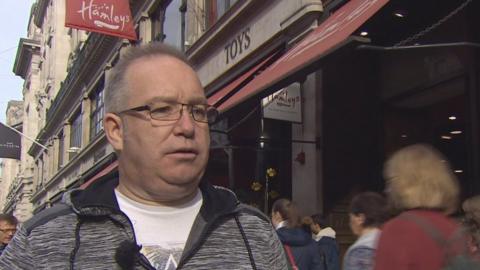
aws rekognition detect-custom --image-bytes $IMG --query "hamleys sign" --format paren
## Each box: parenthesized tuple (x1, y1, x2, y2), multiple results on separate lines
(65, 0, 137, 40)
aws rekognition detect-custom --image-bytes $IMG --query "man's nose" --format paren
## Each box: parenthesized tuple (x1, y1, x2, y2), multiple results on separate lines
(173, 106, 195, 137)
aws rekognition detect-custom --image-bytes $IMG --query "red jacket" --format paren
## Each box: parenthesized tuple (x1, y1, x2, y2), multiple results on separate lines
(374, 209, 460, 270)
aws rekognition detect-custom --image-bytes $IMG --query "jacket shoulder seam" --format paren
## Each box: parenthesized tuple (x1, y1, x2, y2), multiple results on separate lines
(236, 204, 270, 223)
(23, 203, 73, 235)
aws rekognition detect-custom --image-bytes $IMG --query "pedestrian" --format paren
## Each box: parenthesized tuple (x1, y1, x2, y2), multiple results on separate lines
(462, 195, 480, 255)
(0, 214, 17, 255)
(272, 198, 324, 270)
(308, 213, 340, 270)
(374, 144, 463, 270)
(343, 192, 387, 270)
(0, 43, 288, 269)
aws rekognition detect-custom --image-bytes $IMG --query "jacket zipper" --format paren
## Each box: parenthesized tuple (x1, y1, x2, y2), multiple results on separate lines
(176, 212, 238, 269)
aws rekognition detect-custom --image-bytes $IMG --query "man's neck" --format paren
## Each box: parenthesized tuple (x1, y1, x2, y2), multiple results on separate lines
(116, 183, 199, 207)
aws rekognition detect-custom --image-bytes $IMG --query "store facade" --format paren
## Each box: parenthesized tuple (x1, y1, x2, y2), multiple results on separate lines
(191, 0, 480, 252)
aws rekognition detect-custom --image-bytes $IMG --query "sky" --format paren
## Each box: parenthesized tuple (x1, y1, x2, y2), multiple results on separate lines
(0, 1, 36, 123)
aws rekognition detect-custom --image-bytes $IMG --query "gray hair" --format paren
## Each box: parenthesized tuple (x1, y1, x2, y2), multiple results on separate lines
(104, 43, 193, 113)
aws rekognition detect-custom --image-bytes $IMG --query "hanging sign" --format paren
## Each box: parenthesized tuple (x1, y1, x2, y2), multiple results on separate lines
(65, 0, 137, 40)
(262, 82, 302, 123)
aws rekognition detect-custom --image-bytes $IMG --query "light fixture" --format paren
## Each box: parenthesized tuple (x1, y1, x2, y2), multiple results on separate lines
(450, 130, 462, 135)
(454, 170, 463, 173)
(360, 31, 369, 37)
(449, 116, 456, 120)
(67, 147, 81, 153)
(401, 134, 408, 138)
(441, 135, 452, 140)
(393, 10, 407, 18)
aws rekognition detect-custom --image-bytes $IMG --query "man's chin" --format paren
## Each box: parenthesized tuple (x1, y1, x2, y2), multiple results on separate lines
(147, 182, 199, 205)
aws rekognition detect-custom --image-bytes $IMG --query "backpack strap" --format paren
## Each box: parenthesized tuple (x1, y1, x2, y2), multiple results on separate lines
(400, 212, 469, 255)
(284, 245, 298, 270)
(400, 212, 448, 246)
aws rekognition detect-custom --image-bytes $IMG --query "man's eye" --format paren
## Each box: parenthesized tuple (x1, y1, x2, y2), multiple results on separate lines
(151, 105, 174, 115)
(192, 106, 207, 116)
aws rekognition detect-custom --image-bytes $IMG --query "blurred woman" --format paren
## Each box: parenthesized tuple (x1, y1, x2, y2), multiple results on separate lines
(462, 195, 480, 255)
(343, 192, 388, 270)
(271, 198, 324, 270)
(374, 144, 461, 270)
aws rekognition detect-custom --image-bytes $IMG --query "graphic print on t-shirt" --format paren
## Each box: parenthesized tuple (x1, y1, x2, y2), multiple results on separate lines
(141, 242, 183, 270)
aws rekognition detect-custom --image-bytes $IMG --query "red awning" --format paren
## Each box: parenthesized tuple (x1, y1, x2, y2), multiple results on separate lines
(80, 160, 118, 189)
(207, 53, 278, 107)
(218, 0, 389, 112)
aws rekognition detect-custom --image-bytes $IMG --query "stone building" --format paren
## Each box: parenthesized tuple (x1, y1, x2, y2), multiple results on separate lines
(5, 0, 480, 254)
(0, 101, 24, 219)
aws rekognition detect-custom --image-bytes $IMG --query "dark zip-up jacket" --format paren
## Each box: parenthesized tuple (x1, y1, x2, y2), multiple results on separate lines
(0, 172, 288, 269)
(277, 227, 324, 270)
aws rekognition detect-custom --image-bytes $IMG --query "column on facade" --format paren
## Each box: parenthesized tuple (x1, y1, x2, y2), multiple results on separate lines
(291, 71, 322, 215)
(81, 92, 92, 146)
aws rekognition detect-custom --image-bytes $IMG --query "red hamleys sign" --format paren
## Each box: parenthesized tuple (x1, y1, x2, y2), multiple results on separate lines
(65, 0, 137, 40)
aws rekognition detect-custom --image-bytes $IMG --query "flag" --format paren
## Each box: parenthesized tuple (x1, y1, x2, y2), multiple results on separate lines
(0, 123, 21, 160)
(65, 0, 137, 40)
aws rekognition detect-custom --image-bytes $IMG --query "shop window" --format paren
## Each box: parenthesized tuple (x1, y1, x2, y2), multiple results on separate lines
(210, 103, 292, 214)
(205, 0, 238, 28)
(69, 111, 82, 159)
(383, 78, 470, 195)
(90, 77, 105, 140)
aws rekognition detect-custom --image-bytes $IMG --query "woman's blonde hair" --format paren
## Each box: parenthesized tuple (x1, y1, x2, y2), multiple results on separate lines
(383, 144, 459, 213)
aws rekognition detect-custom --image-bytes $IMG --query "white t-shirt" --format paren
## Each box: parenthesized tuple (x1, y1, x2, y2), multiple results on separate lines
(115, 189, 202, 270)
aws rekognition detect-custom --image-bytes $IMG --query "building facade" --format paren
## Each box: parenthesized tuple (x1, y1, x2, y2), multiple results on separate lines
(4, 0, 480, 254)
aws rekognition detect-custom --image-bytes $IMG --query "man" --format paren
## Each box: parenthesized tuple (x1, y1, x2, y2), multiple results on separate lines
(0, 214, 17, 255)
(308, 214, 340, 270)
(0, 43, 287, 269)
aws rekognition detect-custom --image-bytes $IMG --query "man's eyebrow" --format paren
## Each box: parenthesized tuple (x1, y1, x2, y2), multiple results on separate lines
(147, 96, 208, 104)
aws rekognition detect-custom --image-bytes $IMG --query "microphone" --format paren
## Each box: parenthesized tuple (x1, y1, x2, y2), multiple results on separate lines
(115, 240, 141, 270)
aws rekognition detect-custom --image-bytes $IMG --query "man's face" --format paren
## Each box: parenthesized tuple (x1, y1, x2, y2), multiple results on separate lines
(110, 55, 210, 204)
(310, 223, 321, 234)
(0, 221, 17, 245)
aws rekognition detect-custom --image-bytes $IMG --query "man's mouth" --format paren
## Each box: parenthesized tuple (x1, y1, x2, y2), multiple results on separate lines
(168, 148, 198, 159)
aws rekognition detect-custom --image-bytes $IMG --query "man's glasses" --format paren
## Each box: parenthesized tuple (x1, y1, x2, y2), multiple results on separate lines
(0, 228, 16, 234)
(117, 102, 219, 124)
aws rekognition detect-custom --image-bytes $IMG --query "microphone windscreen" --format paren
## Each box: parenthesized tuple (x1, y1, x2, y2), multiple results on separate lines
(115, 240, 140, 270)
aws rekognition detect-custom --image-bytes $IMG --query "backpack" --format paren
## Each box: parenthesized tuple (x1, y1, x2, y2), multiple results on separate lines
(401, 213, 480, 270)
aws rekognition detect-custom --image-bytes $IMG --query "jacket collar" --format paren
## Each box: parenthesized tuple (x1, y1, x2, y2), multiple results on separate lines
(67, 169, 240, 219)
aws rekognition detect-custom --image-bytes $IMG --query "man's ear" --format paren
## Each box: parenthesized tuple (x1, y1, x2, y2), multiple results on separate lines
(104, 113, 124, 152)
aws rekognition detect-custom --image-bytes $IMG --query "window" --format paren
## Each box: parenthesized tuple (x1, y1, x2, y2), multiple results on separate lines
(205, 0, 238, 28)
(90, 77, 105, 139)
(69, 111, 82, 159)
(151, 6, 164, 42)
(163, 0, 184, 49)
(58, 131, 64, 170)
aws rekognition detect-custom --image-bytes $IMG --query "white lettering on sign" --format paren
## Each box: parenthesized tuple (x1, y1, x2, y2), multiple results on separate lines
(77, 0, 131, 31)
(0, 142, 20, 148)
(262, 83, 302, 123)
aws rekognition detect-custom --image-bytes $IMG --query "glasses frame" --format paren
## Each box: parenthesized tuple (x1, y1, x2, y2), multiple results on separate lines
(116, 103, 219, 124)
